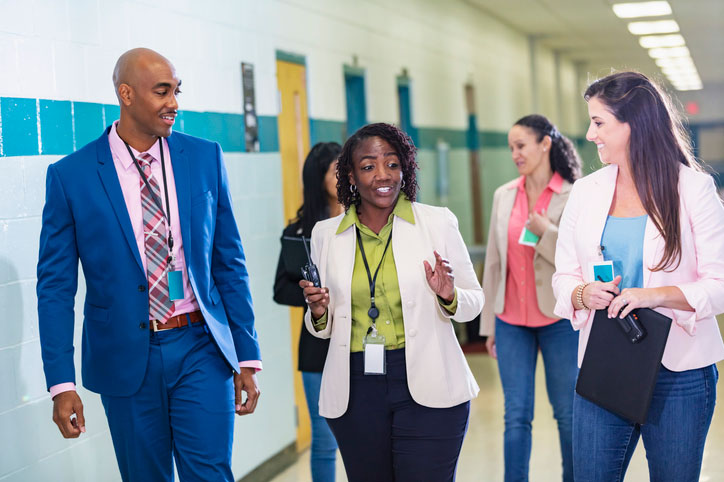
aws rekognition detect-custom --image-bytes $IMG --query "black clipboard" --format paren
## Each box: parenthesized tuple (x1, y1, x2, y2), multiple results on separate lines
(576, 308, 672, 424)
(280, 236, 310, 277)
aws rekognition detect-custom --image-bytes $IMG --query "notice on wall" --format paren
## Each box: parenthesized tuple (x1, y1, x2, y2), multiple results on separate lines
(242, 62, 259, 152)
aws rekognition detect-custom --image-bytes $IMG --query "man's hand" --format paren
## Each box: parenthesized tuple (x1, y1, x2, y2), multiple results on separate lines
(234, 367, 260, 416)
(53, 391, 85, 438)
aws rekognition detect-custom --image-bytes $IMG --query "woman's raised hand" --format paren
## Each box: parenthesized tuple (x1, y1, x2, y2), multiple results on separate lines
(424, 250, 455, 303)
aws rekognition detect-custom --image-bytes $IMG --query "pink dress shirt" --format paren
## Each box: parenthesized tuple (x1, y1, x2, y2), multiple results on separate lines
(50, 122, 260, 398)
(498, 172, 563, 328)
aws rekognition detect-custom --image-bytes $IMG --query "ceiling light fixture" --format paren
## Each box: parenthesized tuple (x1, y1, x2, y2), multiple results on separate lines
(613, 1, 672, 19)
(639, 34, 685, 48)
(648, 46, 690, 59)
(627, 19, 680, 35)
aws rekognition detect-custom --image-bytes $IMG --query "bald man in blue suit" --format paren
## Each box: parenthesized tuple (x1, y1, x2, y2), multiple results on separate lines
(37, 48, 261, 481)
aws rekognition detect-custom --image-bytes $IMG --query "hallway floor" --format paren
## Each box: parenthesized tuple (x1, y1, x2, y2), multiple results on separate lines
(271, 352, 724, 481)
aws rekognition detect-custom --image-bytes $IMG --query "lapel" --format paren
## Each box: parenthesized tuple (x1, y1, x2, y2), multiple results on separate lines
(95, 128, 144, 272)
(642, 207, 662, 288)
(497, 185, 517, 271)
(547, 181, 572, 221)
(589, 165, 619, 260)
(167, 134, 192, 258)
(390, 207, 425, 304)
(331, 221, 356, 311)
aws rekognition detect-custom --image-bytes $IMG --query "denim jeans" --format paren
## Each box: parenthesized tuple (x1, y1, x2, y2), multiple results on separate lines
(573, 364, 718, 482)
(495, 317, 578, 482)
(301, 371, 338, 482)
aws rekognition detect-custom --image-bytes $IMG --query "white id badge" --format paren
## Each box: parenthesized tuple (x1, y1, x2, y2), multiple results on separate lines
(363, 331, 386, 375)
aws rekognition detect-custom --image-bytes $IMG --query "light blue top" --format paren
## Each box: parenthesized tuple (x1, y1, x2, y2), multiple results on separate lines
(601, 215, 648, 290)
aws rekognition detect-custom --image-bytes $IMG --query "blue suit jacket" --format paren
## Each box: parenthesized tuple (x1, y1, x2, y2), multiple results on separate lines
(37, 127, 261, 397)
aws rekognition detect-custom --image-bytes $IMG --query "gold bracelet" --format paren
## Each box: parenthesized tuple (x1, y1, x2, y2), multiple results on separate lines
(576, 283, 591, 310)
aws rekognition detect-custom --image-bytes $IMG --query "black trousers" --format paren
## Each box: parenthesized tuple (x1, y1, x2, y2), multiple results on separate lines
(326, 349, 470, 482)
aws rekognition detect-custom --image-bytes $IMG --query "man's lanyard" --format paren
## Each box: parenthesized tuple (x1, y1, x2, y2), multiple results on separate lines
(355, 225, 393, 333)
(124, 138, 174, 264)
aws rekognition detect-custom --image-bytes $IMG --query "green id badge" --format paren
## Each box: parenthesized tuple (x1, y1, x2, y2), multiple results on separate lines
(167, 270, 184, 301)
(363, 330, 386, 375)
(518, 226, 540, 247)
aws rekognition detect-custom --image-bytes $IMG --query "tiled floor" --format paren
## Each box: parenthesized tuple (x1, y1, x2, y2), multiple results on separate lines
(272, 353, 724, 481)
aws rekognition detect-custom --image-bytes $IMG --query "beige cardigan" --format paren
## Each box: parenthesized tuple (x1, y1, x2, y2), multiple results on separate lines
(479, 177, 572, 336)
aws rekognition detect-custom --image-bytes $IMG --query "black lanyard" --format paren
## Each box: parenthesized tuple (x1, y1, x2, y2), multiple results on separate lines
(125, 138, 175, 260)
(355, 225, 393, 329)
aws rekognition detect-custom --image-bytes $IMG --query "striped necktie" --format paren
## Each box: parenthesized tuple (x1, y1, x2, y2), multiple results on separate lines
(138, 153, 174, 323)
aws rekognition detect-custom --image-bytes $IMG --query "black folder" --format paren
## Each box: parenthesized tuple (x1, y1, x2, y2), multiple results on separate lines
(576, 308, 672, 424)
(280, 236, 310, 276)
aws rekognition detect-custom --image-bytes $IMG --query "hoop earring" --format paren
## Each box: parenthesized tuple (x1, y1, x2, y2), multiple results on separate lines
(401, 178, 406, 189)
(349, 184, 357, 194)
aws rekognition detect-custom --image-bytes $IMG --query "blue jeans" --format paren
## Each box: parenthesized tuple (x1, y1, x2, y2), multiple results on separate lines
(495, 317, 578, 482)
(573, 364, 718, 482)
(302, 371, 338, 482)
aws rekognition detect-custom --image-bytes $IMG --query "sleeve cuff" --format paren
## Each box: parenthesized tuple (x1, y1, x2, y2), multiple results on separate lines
(49, 382, 76, 399)
(438, 289, 458, 315)
(239, 360, 263, 372)
(312, 311, 328, 331)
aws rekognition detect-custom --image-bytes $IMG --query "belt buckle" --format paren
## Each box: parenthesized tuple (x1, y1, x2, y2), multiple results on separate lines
(152, 319, 160, 332)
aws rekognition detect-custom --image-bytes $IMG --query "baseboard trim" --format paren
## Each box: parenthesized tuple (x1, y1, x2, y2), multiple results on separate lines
(238, 442, 298, 482)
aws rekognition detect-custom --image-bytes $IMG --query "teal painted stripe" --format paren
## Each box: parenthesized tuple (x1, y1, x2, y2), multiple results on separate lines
(479, 131, 508, 149)
(310, 119, 346, 145)
(0, 96, 516, 157)
(39, 100, 73, 154)
(258, 115, 279, 152)
(0, 97, 266, 156)
(417, 127, 467, 149)
(1, 97, 39, 156)
(276, 50, 306, 65)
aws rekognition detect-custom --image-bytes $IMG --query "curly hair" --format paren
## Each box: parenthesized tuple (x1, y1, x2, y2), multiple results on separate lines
(513, 114, 582, 183)
(337, 123, 419, 210)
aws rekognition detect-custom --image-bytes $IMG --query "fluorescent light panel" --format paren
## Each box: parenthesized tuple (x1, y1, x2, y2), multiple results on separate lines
(613, 1, 672, 19)
(639, 34, 685, 48)
(662, 66, 698, 76)
(648, 46, 690, 59)
(656, 57, 695, 68)
(628, 19, 680, 35)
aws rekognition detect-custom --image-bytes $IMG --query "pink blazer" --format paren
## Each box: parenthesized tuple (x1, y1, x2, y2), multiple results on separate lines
(552, 164, 724, 371)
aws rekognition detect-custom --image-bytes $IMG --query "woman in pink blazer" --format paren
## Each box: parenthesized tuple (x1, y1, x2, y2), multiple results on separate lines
(553, 71, 724, 481)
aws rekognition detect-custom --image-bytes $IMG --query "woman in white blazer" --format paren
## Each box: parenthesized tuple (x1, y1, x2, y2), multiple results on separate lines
(300, 123, 483, 482)
(553, 71, 724, 481)
(481, 114, 582, 482)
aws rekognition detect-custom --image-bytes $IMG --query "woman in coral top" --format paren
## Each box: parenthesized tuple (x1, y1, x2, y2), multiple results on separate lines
(481, 114, 582, 482)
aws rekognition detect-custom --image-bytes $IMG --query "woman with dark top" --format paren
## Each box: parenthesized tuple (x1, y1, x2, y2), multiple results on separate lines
(274, 142, 342, 482)
(300, 123, 483, 482)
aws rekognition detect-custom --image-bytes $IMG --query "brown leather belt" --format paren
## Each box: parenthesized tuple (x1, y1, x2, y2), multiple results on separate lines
(151, 310, 204, 332)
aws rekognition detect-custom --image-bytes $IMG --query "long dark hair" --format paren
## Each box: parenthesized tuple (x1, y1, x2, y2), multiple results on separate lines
(296, 142, 342, 237)
(584, 71, 700, 271)
(514, 114, 582, 183)
(337, 123, 419, 210)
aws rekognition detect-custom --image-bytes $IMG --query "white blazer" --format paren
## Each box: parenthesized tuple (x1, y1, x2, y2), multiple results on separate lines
(552, 164, 724, 371)
(305, 202, 483, 418)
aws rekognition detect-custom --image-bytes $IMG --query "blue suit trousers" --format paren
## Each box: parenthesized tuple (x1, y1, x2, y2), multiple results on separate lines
(101, 321, 235, 482)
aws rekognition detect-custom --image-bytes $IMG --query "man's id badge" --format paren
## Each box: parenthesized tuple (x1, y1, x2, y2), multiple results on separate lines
(363, 330, 386, 375)
(518, 226, 540, 247)
(167, 270, 184, 300)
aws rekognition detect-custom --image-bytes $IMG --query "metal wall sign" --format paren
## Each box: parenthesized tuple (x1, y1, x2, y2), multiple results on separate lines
(242, 62, 259, 152)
